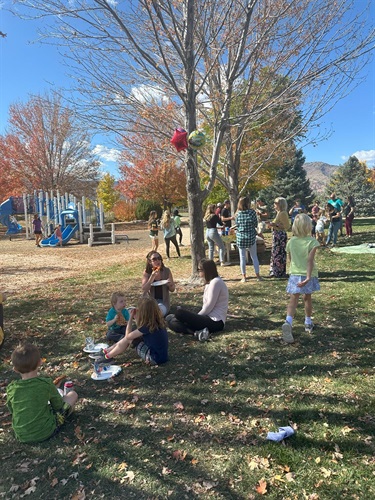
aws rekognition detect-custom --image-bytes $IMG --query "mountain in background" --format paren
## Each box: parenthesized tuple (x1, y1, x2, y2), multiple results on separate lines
(303, 161, 339, 194)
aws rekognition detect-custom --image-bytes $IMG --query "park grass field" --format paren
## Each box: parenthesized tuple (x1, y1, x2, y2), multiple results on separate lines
(0, 219, 374, 499)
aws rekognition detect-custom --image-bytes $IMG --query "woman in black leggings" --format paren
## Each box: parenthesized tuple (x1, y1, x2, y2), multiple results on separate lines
(166, 259, 228, 341)
(161, 210, 180, 259)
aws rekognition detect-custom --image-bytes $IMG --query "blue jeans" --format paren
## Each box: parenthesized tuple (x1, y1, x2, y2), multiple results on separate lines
(326, 221, 340, 244)
(206, 228, 225, 262)
(238, 243, 259, 276)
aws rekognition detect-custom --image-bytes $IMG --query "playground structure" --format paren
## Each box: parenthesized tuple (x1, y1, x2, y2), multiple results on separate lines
(0, 191, 128, 247)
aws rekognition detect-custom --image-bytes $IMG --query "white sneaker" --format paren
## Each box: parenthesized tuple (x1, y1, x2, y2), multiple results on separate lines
(194, 327, 210, 342)
(220, 262, 231, 266)
(305, 322, 314, 333)
(282, 322, 294, 343)
(241, 277, 246, 283)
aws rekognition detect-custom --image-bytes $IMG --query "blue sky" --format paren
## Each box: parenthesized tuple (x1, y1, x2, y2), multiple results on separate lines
(1, 5, 374, 178)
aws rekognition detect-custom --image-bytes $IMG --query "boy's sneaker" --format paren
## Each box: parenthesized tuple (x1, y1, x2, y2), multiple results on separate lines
(94, 355, 113, 364)
(194, 327, 210, 342)
(305, 322, 314, 333)
(282, 322, 294, 343)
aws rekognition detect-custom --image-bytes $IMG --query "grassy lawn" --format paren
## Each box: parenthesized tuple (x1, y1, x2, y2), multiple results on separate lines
(1, 220, 374, 499)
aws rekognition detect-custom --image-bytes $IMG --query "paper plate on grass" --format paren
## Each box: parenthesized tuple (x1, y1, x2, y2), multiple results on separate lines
(91, 365, 122, 380)
(151, 279, 169, 287)
(83, 343, 109, 354)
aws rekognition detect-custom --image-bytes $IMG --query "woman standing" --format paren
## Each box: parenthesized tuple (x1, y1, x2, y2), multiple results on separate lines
(235, 197, 262, 282)
(161, 210, 181, 259)
(344, 196, 355, 237)
(173, 209, 183, 246)
(142, 251, 175, 316)
(204, 204, 227, 266)
(325, 202, 341, 246)
(267, 197, 290, 278)
(148, 211, 159, 252)
(166, 259, 228, 341)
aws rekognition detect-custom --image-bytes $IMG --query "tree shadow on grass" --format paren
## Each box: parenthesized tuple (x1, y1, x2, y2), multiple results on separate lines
(319, 270, 375, 282)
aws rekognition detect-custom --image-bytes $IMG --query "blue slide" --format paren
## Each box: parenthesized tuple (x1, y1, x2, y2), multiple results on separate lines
(0, 198, 23, 235)
(40, 224, 79, 247)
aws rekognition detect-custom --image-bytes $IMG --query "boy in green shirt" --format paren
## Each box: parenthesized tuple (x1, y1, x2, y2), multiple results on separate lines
(6, 343, 78, 443)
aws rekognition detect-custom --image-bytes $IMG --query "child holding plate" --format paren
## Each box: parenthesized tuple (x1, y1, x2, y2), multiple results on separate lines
(106, 291, 130, 342)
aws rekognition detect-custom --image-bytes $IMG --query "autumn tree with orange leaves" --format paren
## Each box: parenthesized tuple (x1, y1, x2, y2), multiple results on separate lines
(0, 139, 19, 202)
(118, 132, 187, 210)
(0, 93, 101, 199)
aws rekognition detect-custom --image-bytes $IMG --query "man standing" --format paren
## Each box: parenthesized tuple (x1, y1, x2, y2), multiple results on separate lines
(221, 200, 234, 231)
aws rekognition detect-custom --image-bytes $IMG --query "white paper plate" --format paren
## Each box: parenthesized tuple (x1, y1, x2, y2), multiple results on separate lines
(91, 364, 122, 380)
(83, 342, 109, 354)
(151, 279, 169, 287)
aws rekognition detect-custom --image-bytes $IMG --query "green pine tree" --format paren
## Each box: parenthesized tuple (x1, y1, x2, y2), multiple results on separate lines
(325, 156, 375, 216)
(257, 148, 313, 215)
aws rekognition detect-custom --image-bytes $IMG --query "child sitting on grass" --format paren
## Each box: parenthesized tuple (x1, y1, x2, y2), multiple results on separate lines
(106, 291, 130, 342)
(97, 297, 168, 366)
(6, 343, 78, 443)
(282, 214, 321, 344)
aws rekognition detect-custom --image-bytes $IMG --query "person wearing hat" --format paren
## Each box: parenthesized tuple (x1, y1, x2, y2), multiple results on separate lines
(221, 200, 234, 229)
(215, 203, 222, 216)
(173, 209, 183, 246)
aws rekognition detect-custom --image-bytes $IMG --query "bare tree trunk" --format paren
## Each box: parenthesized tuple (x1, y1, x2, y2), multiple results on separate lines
(183, 0, 205, 275)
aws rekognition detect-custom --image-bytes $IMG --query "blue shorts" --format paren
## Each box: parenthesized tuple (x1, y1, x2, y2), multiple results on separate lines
(286, 275, 320, 295)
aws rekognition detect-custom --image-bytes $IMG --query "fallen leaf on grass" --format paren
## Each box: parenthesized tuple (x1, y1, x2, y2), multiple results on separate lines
(47, 466, 56, 477)
(285, 472, 295, 482)
(51, 478, 58, 487)
(162, 466, 172, 475)
(173, 402, 184, 411)
(74, 425, 85, 441)
(117, 462, 128, 472)
(172, 449, 187, 461)
(202, 481, 217, 490)
(131, 439, 143, 447)
(341, 425, 355, 435)
(71, 487, 86, 500)
(120, 471, 135, 483)
(72, 452, 87, 466)
(21, 485, 36, 496)
(255, 479, 268, 495)
(320, 467, 332, 478)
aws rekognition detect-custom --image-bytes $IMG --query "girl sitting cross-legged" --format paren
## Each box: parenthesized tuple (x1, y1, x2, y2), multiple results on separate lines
(95, 297, 168, 366)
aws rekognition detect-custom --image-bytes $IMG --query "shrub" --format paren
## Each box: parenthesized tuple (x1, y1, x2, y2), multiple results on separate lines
(135, 199, 162, 220)
(113, 200, 137, 221)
